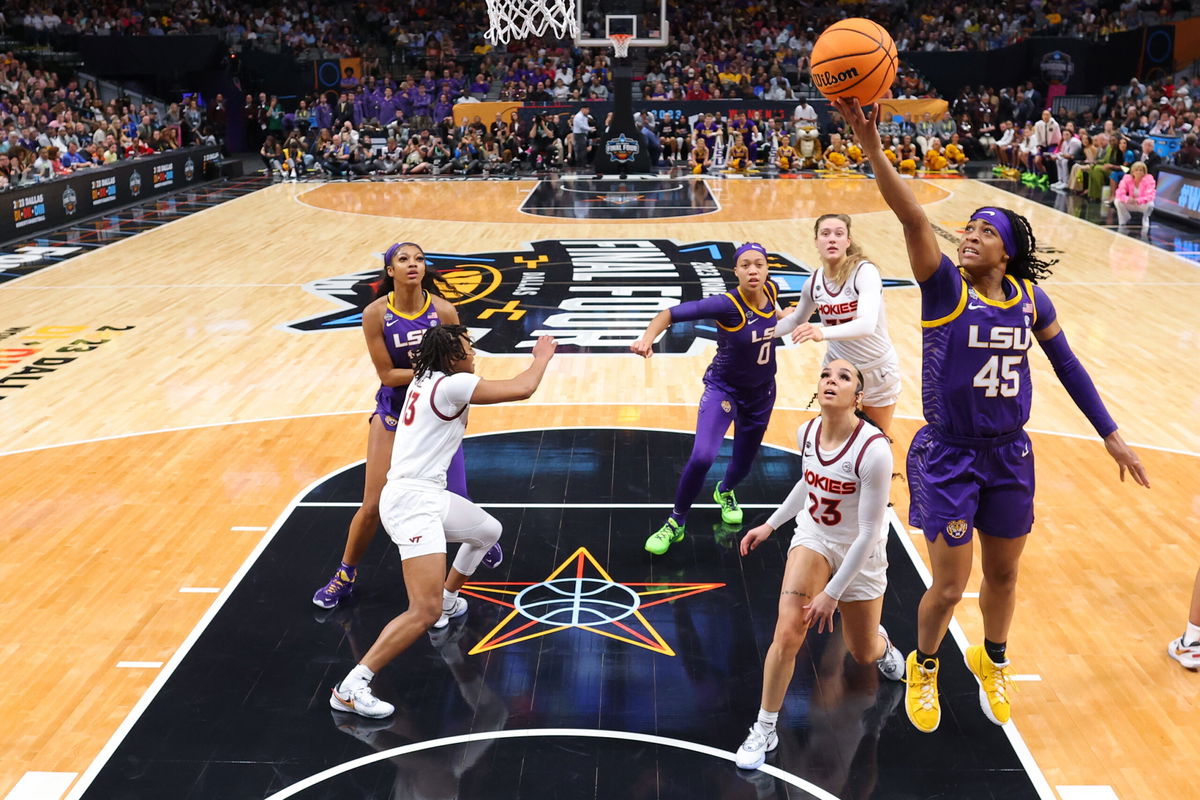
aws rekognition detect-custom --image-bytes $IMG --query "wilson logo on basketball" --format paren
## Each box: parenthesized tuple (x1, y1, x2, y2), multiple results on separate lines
(284, 240, 914, 354)
(812, 67, 859, 88)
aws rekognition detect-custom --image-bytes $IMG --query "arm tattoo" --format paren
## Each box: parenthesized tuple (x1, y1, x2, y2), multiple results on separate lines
(781, 590, 810, 598)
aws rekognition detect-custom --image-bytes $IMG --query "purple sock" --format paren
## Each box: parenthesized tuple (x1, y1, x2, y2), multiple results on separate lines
(671, 386, 735, 522)
(720, 422, 767, 493)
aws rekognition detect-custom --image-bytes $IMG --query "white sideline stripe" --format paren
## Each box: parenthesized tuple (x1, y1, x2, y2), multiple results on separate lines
(296, 501, 774, 509)
(888, 507, 1058, 800)
(1055, 786, 1120, 800)
(1012, 674, 1043, 681)
(260, 728, 843, 800)
(3, 772, 77, 800)
(115, 662, 163, 669)
(962, 591, 980, 598)
(231, 526, 267, 531)
(179, 587, 221, 594)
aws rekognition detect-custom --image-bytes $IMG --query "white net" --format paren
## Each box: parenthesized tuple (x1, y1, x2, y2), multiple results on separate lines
(484, 0, 578, 45)
(608, 33, 631, 58)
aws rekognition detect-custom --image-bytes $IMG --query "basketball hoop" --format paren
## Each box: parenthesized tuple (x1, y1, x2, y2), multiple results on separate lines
(484, 0, 578, 45)
(608, 33, 633, 58)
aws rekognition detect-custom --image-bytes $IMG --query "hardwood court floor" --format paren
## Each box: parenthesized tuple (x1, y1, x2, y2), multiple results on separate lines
(0, 176, 1197, 799)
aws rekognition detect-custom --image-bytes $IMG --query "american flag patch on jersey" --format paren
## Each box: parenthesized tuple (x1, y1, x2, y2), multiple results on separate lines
(1022, 302, 1034, 314)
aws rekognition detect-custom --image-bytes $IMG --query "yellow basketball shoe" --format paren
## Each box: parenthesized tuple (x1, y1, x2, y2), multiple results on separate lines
(904, 651, 941, 733)
(965, 645, 1013, 725)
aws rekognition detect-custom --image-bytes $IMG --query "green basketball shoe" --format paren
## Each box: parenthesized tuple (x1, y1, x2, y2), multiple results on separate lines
(714, 483, 743, 525)
(645, 518, 685, 555)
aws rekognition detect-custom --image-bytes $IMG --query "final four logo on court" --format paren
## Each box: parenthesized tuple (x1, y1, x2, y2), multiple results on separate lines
(283, 239, 915, 354)
(605, 134, 640, 163)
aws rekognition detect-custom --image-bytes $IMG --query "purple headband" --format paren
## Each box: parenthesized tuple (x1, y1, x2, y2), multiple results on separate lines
(734, 242, 768, 262)
(969, 208, 1017, 258)
(383, 241, 423, 266)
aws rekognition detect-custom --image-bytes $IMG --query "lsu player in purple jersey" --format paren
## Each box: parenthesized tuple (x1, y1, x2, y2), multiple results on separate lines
(312, 242, 500, 609)
(733, 359, 905, 770)
(837, 97, 1150, 733)
(631, 242, 784, 555)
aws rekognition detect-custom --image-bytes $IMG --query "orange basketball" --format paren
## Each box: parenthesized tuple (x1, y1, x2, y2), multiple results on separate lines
(810, 18, 898, 105)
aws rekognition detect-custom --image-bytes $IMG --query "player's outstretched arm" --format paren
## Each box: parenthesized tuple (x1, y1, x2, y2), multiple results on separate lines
(630, 309, 672, 358)
(1034, 320, 1150, 488)
(834, 97, 942, 283)
(469, 336, 558, 405)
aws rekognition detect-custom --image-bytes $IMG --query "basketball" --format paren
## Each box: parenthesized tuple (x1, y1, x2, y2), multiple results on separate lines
(810, 18, 898, 105)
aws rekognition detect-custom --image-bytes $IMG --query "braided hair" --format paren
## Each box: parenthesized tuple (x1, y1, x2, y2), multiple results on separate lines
(973, 206, 1057, 283)
(412, 324, 470, 380)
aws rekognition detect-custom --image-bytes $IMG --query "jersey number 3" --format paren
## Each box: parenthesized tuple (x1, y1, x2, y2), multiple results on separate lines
(973, 355, 1021, 398)
(402, 391, 421, 426)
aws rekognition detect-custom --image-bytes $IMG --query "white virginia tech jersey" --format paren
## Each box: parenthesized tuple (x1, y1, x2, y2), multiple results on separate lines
(792, 417, 891, 545)
(806, 262, 894, 368)
(386, 370, 481, 489)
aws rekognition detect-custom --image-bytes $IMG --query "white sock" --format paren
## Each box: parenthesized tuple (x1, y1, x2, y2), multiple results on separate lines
(339, 663, 374, 693)
(1185, 621, 1200, 646)
(756, 708, 779, 733)
(442, 588, 459, 610)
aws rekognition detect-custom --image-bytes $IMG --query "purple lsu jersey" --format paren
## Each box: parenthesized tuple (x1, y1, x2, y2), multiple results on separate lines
(669, 282, 780, 391)
(919, 255, 1056, 437)
(374, 291, 442, 427)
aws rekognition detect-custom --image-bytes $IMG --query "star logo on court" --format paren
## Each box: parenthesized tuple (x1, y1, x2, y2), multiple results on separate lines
(461, 547, 724, 656)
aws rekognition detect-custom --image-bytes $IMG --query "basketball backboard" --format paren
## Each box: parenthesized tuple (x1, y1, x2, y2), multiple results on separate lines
(574, 0, 668, 49)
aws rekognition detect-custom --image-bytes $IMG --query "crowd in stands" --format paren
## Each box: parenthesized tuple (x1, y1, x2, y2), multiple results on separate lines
(0, 51, 226, 190)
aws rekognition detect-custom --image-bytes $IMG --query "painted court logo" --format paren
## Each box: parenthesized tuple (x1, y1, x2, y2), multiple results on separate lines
(605, 133, 640, 163)
(283, 239, 915, 354)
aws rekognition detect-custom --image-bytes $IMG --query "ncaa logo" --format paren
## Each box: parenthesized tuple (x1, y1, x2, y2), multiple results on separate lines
(841, 461, 853, 474)
(184, 158, 195, 181)
(129, 171, 143, 197)
(946, 519, 969, 539)
(720, 400, 732, 413)
(62, 186, 78, 216)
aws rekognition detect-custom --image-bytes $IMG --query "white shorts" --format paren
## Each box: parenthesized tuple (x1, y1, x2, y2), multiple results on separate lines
(788, 528, 889, 603)
(861, 358, 901, 407)
(379, 483, 498, 561)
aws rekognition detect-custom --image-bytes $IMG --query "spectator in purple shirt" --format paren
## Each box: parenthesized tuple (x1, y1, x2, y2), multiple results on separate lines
(315, 96, 333, 131)
(470, 74, 490, 96)
(379, 88, 398, 125)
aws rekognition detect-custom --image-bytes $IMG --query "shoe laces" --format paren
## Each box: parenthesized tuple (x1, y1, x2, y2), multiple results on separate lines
(718, 491, 738, 512)
(323, 573, 351, 595)
(907, 663, 938, 711)
(742, 725, 772, 750)
(982, 661, 1014, 704)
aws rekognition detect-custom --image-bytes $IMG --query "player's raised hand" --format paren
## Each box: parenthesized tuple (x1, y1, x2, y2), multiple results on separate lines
(532, 335, 557, 361)
(833, 97, 882, 153)
(1103, 431, 1150, 488)
(739, 523, 774, 556)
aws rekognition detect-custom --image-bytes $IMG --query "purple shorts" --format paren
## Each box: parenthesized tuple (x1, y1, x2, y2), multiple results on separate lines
(907, 425, 1035, 546)
(700, 378, 776, 431)
(372, 385, 404, 432)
